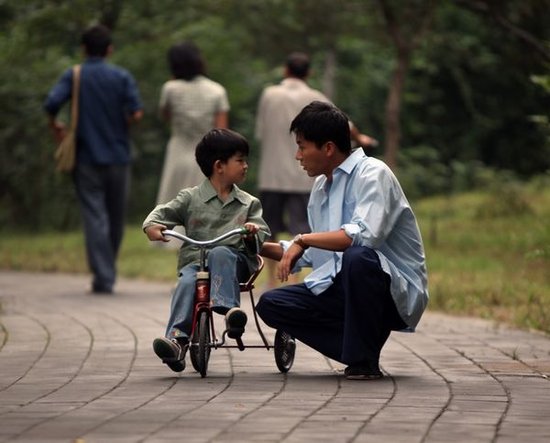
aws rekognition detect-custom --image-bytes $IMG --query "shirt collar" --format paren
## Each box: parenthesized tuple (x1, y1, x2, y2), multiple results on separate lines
(198, 179, 246, 205)
(85, 56, 105, 64)
(335, 148, 366, 176)
(281, 78, 307, 88)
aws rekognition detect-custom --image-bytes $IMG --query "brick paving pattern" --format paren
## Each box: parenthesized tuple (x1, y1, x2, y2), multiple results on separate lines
(1, 271, 549, 443)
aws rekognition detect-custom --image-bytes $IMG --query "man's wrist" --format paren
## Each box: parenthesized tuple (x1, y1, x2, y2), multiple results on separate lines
(293, 233, 309, 250)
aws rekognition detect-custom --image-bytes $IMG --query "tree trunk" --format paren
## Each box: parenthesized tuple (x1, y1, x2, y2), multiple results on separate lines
(377, 0, 436, 170)
(322, 49, 337, 100)
(384, 50, 409, 170)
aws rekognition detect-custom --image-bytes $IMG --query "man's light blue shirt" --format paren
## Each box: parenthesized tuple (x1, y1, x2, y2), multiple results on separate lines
(284, 149, 429, 329)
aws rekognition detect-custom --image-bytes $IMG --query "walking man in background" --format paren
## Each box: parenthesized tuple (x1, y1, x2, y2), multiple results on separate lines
(44, 24, 144, 294)
(255, 52, 376, 287)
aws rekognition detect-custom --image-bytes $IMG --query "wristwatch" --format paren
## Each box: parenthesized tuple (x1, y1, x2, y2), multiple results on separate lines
(293, 233, 309, 249)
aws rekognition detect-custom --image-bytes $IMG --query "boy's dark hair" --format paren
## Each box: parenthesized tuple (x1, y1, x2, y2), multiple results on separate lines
(168, 41, 205, 80)
(290, 101, 351, 154)
(285, 52, 310, 79)
(195, 129, 249, 177)
(81, 24, 112, 57)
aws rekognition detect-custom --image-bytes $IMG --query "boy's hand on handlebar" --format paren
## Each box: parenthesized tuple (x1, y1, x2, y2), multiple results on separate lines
(243, 223, 259, 239)
(145, 224, 170, 242)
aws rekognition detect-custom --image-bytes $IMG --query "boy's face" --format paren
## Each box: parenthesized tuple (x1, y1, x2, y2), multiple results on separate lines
(221, 152, 248, 184)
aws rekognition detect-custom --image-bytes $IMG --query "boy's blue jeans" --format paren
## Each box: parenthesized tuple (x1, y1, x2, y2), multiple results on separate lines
(165, 246, 250, 341)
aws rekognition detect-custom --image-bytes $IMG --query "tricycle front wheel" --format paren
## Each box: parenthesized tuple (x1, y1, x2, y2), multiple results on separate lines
(190, 311, 211, 377)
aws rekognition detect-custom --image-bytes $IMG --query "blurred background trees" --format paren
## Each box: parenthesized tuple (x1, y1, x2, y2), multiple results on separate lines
(1, 0, 548, 230)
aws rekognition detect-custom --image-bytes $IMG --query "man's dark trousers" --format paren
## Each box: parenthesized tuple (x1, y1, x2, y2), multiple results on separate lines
(74, 163, 129, 292)
(257, 246, 406, 366)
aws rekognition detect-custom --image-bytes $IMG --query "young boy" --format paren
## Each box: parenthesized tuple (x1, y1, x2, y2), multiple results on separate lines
(143, 128, 270, 372)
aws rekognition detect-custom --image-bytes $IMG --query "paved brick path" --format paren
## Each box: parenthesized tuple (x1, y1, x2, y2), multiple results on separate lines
(1, 271, 549, 443)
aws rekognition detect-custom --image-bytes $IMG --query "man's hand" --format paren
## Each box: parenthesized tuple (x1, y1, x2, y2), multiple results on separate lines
(144, 224, 169, 242)
(356, 133, 379, 148)
(128, 109, 144, 124)
(49, 119, 67, 143)
(277, 242, 305, 282)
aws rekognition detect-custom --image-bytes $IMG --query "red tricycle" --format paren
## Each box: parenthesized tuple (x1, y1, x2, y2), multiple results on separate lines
(163, 228, 296, 378)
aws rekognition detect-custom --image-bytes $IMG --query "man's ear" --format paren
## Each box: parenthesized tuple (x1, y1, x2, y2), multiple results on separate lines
(324, 141, 337, 157)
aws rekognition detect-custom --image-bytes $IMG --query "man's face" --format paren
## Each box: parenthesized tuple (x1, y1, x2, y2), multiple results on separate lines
(295, 133, 328, 177)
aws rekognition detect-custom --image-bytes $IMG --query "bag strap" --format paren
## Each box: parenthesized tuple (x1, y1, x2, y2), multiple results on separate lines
(69, 64, 81, 130)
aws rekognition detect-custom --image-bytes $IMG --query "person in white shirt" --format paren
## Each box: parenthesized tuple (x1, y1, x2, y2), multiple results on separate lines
(157, 41, 230, 206)
(255, 52, 376, 286)
(258, 101, 428, 380)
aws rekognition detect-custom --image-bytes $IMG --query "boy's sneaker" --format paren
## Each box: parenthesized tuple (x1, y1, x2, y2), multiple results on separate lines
(225, 307, 247, 339)
(153, 337, 188, 372)
(344, 363, 383, 380)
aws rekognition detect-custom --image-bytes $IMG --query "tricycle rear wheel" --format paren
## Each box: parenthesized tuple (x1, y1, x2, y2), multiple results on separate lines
(274, 329, 295, 373)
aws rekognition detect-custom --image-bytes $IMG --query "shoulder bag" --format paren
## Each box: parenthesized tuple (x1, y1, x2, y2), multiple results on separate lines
(54, 64, 81, 173)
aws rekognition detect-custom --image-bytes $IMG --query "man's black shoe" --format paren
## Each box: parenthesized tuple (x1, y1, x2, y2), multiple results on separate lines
(344, 364, 383, 380)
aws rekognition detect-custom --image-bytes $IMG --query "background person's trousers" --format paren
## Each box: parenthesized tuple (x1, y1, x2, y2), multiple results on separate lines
(256, 246, 406, 366)
(73, 163, 130, 292)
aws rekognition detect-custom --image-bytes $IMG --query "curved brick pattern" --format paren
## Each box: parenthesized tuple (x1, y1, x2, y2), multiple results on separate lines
(0, 271, 549, 443)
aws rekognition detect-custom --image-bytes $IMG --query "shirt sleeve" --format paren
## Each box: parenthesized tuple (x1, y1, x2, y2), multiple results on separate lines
(341, 166, 403, 248)
(247, 198, 271, 245)
(44, 68, 73, 116)
(217, 87, 230, 113)
(123, 71, 143, 113)
(142, 189, 191, 230)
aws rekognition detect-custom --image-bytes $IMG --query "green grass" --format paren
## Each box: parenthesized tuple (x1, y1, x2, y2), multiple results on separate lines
(0, 227, 180, 282)
(414, 185, 550, 333)
(1, 185, 549, 333)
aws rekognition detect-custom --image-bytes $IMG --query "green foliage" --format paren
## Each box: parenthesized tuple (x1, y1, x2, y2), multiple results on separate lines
(475, 175, 534, 219)
(0, 0, 549, 230)
(402, 1, 550, 176)
(394, 145, 531, 200)
(396, 145, 451, 199)
(0, 225, 177, 281)
(530, 73, 550, 145)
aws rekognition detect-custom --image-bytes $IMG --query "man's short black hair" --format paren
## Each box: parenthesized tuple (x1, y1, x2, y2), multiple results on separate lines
(285, 52, 310, 79)
(81, 24, 112, 57)
(168, 41, 205, 81)
(195, 128, 249, 177)
(290, 101, 351, 154)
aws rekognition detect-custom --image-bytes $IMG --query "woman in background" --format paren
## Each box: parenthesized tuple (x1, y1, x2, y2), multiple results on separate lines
(156, 41, 230, 205)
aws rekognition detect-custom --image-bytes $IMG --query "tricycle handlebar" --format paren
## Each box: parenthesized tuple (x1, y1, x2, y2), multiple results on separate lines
(162, 227, 248, 247)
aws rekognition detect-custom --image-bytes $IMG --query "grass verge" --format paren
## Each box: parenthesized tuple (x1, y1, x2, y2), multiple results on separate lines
(414, 184, 549, 333)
